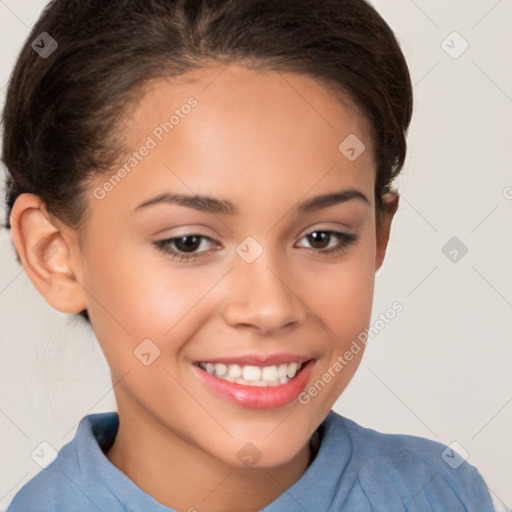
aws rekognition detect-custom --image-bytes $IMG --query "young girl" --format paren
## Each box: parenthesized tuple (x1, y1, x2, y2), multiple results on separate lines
(2, 0, 496, 510)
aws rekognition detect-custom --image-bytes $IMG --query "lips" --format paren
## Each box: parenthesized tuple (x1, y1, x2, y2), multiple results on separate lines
(193, 354, 315, 409)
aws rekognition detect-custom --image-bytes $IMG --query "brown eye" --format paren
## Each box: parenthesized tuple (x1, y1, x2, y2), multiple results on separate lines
(173, 235, 203, 253)
(296, 230, 358, 257)
(153, 234, 218, 262)
(306, 231, 331, 249)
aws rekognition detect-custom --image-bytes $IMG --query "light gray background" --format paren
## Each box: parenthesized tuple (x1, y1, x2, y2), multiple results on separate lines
(1, 1, 511, 510)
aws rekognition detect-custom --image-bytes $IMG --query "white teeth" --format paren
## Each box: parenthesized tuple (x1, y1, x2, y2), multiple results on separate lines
(287, 362, 298, 378)
(228, 364, 242, 379)
(261, 365, 278, 381)
(215, 363, 227, 376)
(198, 361, 305, 387)
(277, 364, 288, 379)
(242, 365, 261, 381)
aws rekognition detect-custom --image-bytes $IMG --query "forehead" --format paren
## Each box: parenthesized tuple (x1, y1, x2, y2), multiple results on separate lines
(126, 64, 374, 160)
(89, 64, 376, 220)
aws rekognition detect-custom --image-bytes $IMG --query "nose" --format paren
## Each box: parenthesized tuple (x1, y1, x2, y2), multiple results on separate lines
(222, 251, 307, 336)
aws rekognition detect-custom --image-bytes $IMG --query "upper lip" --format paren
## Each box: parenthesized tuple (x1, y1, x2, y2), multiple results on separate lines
(194, 353, 313, 367)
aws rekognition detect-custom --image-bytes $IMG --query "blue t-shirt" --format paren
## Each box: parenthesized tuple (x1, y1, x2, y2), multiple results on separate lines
(6, 410, 495, 511)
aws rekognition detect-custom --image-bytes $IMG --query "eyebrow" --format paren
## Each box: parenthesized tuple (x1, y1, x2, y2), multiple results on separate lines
(133, 188, 369, 215)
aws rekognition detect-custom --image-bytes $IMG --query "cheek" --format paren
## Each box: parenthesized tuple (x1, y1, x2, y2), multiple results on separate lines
(303, 244, 376, 343)
(81, 236, 224, 360)
(333, 265, 375, 339)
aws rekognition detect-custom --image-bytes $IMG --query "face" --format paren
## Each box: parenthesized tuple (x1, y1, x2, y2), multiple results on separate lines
(25, 64, 394, 469)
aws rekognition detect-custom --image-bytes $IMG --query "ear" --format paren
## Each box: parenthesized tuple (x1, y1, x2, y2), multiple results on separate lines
(375, 192, 399, 272)
(9, 193, 88, 314)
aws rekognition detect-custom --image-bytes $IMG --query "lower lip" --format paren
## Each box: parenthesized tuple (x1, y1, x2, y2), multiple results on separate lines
(193, 360, 315, 409)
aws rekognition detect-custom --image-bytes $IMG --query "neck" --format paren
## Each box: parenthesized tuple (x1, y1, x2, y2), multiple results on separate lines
(105, 399, 313, 512)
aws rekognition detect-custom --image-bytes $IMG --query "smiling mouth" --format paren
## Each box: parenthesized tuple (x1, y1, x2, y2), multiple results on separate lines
(196, 361, 307, 387)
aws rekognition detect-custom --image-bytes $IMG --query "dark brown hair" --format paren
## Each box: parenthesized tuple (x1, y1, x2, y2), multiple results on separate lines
(2, 0, 413, 323)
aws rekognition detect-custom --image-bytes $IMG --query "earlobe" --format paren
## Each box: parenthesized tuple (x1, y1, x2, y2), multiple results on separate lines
(9, 193, 87, 314)
(375, 192, 399, 272)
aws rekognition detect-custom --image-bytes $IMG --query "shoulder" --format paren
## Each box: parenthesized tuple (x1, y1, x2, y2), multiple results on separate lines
(323, 411, 495, 511)
(6, 412, 119, 512)
(6, 441, 86, 511)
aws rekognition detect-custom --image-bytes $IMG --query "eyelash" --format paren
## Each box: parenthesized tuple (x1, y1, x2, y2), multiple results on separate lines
(153, 230, 358, 263)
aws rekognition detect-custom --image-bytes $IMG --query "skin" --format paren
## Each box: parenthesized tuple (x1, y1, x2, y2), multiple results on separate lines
(10, 63, 397, 512)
